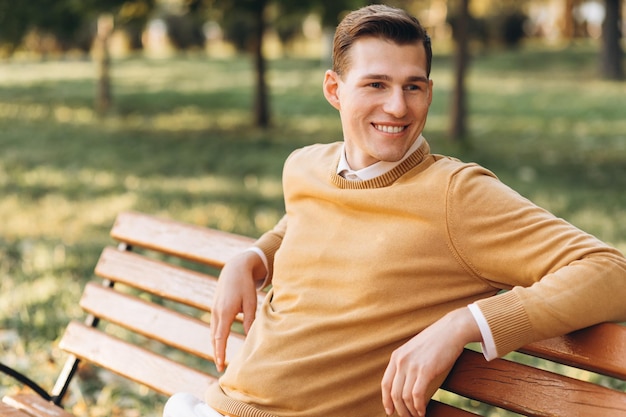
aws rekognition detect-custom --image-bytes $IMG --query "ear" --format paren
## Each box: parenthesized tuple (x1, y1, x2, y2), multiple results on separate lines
(427, 79, 434, 105)
(323, 70, 341, 111)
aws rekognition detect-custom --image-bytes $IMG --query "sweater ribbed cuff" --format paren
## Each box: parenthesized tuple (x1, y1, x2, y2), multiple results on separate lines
(474, 290, 534, 357)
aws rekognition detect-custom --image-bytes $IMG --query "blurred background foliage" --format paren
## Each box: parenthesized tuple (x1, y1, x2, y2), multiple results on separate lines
(0, 0, 624, 131)
(0, 0, 625, 416)
(0, 0, 621, 56)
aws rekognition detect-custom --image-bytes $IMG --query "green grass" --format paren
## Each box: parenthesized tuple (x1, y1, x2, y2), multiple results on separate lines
(0, 41, 625, 416)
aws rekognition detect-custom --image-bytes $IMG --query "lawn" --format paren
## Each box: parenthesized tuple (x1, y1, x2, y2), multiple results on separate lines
(0, 41, 625, 416)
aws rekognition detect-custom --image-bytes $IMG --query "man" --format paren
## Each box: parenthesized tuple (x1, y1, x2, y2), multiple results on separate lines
(164, 4, 626, 417)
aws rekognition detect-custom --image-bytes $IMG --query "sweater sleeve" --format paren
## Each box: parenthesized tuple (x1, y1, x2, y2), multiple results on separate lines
(446, 164, 626, 357)
(254, 214, 287, 288)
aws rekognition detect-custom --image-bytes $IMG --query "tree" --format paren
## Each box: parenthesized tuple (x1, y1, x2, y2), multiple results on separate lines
(0, 0, 85, 52)
(449, 0, 471, 142)
(251, 0, 270, 128)
(0, 0, 155, 114)
(562, 0, 578, 40)
(211, 0, 368, 129)
(0, 0, 153, 53)
(600, 0, 624, 80)
(94, 14, 114, 114)
(206, 0, 271, 128)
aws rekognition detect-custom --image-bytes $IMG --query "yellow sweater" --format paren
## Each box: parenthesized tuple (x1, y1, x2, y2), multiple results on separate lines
(206, 140, 626, 417)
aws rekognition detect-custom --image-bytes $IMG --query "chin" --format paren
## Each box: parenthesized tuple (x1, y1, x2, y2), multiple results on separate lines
(377, 150, 407, 163)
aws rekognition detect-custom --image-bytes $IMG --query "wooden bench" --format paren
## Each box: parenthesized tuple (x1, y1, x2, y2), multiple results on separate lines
(2, 211, 625, 417)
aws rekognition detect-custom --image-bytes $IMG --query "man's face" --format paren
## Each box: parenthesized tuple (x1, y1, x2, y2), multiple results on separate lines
(323, 37, 433, 170)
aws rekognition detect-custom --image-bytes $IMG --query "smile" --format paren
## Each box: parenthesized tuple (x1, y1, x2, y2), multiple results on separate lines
(373, 124, 407, 134)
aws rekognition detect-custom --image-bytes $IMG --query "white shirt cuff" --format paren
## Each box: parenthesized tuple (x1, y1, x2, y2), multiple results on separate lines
(244, 247, 269, 287)
(467, 303, 498, 361)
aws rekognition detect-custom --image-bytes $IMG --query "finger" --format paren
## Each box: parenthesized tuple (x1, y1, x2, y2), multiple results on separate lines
(214, 338, 226, 372)
(211, 308, 235, 373)
(210, 312, 223, 372)
(210, 311, 218, 360)
(383, 353, 415, 417)
(210, 302, 222, 368)
(242, 294, 257, 334)
(410, 373, 428, 417)
(213, 321, 229, 372)
(401, 372, 419, 417)
(381, 361, 396, 415)
(391, 370, 413, 417)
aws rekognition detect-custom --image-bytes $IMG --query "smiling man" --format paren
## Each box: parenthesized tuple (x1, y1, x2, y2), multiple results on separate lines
(163, 5, 626, 417)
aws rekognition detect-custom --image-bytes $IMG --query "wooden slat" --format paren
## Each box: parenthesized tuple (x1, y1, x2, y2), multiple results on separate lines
(96, 246, 216, 311)
(59, 322, 215, 399)
(442, 349, 626, 417)
(95, 247, 266, 317)
(79, 282, 245, 364)
(110, 211, 254, 267)
(0, 400, 36, 417)
(520, 322, 626, 380)
(0, 404, 30, 417)
(2, 394, 74, 417)
(426, 400, 479, 417)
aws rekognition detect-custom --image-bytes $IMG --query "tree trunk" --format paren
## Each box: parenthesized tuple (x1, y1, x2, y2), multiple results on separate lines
(449, 0, 470, 141)
(95, 14, 114, 115)
(252, 0, 270, 128)
(562, 0, 576, 39)
(600, 0, 624, 80)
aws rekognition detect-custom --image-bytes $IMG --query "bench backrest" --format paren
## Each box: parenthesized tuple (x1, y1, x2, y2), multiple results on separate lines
(55, 211, 260, 401)
(56, 211, 626, 416)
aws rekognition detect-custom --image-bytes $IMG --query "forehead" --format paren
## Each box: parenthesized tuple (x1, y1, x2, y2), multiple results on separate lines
(343, 37, 428, 79)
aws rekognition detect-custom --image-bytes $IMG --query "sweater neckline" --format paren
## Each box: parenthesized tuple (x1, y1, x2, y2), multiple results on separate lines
(330, 140, 431, 189)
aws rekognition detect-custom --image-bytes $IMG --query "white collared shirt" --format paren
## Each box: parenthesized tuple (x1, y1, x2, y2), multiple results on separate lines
(337, 135, 424, 180)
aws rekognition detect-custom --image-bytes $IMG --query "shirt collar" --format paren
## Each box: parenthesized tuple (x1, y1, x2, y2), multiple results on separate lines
(337, 135, 425, 181)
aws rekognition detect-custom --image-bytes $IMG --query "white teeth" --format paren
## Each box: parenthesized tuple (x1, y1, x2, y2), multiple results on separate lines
(374, 124, 405, 134)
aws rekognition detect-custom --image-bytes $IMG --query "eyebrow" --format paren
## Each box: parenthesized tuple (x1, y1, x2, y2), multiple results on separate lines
(362, 74, 430, 83)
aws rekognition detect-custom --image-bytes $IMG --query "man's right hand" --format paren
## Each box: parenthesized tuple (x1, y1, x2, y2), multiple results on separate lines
(210, 250, 266, 372)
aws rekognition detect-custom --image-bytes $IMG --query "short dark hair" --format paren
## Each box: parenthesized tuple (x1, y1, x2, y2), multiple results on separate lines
(332, 4, 432, 78)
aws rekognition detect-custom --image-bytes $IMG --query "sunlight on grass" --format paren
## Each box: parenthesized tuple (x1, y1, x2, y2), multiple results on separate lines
(1, 159, 283, 241)
(0, 102, 54, 121)
(0, 60, 95, 85)
(470, 114, 626, 147)
(0, 101, 254, 131)
(21, 166, 114, 189)
(112, 57, 254, 93)
(148, 108, 250, 131)
(54, 106, 95, 124)
(1, 273, 68, 319)
(0, 193, 136, 241)
(284, 114, 340, 136)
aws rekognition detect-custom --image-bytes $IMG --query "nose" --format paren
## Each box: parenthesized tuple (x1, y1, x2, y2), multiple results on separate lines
(382, 88, 408, 118)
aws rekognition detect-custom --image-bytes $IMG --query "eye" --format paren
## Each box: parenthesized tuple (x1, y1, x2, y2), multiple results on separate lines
(404, 84, 421, 91)
(369, 82, 384, 89)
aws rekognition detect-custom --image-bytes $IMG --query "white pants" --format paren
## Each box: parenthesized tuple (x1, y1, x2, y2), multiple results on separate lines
(163, 392, 225, 417)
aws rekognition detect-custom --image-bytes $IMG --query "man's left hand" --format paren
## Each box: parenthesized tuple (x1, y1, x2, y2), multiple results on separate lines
(381, 307, 482, 416)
